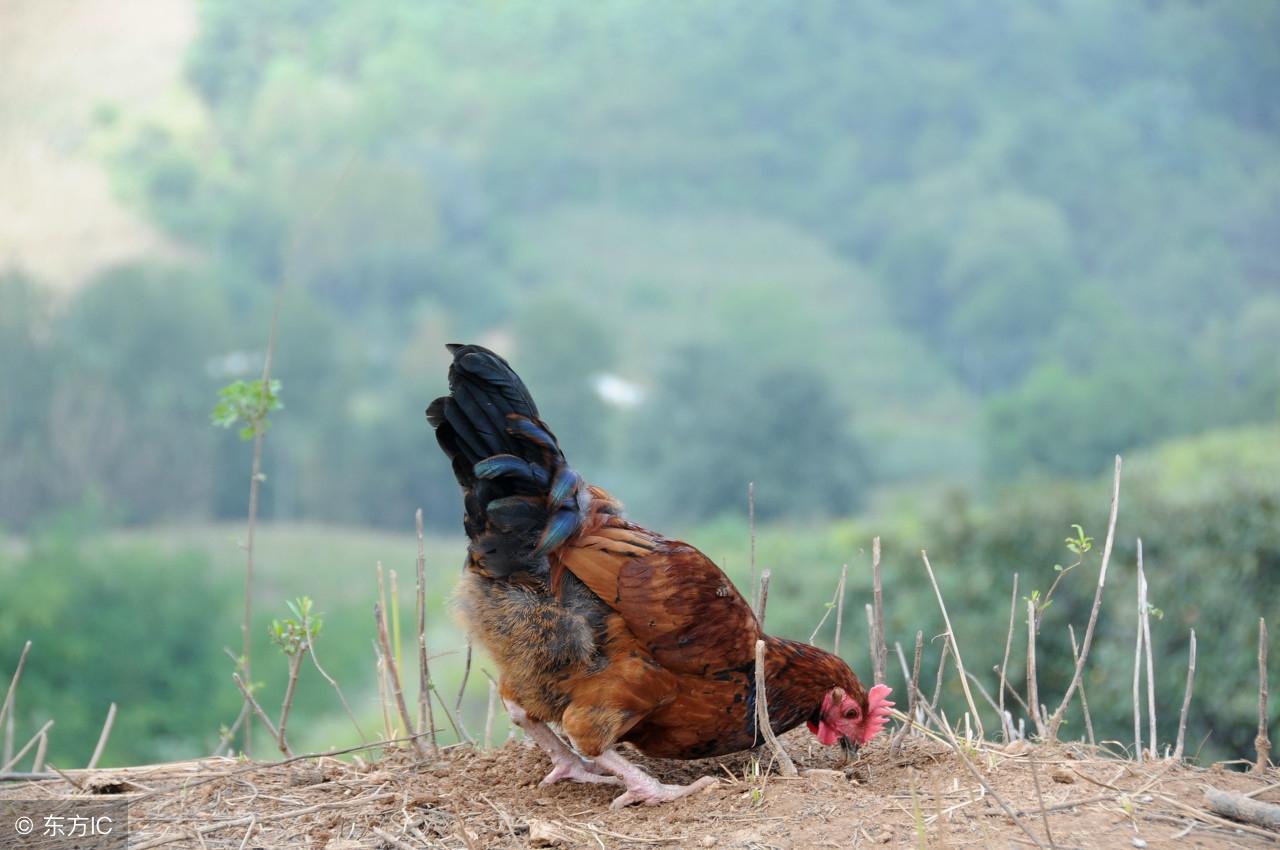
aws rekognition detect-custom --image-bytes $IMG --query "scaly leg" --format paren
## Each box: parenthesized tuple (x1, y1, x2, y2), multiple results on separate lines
(593, 748, 718, 809)
(504, 699, 619, 786)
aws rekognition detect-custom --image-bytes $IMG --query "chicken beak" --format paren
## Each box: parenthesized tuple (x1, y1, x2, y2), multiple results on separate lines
(838, 736, 858, 763)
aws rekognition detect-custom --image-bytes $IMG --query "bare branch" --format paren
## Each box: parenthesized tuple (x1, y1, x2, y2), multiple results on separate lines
(872, 537, 886, 684)
(232, 674, 285, 755)
(484, 680, 497, 750)
(999, 574, 1018, 742)
(748, 482, 756, 612)
(1026, 600, 1044, 739)
(1067, 625, 1095, 747)
(921, 551, 984, 740)
(754, 639, 797, 776)
(87, 702, 117, 769)
(1048, 455, 1122, 739)
(0, 641, 31, 746)
(375, 602, 426, 757)
(0, 719, 52, 774)
(1256, 618, 1271, 773)
(415, 509, 440, 754)
(1173, 629, 1196, 761)
(1139, 540, 1157, 758)
(757, 569, 771, 628)
(1132, 560, 1145, 765)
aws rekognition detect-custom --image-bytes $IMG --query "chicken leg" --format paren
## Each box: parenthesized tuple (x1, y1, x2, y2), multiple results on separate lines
(593, 748, 718, 809)
(504, 699, 619, 786)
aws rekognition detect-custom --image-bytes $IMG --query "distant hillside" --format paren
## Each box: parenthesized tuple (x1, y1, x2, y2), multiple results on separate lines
(0, 0, 194, 290)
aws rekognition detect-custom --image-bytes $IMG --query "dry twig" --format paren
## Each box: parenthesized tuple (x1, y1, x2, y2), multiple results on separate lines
(757, 570, 772, 629)
(1173, 629, 1196, 761)
(872, 537, 886, 684)
(88, 702, 117, 769)
(415, 509, 440, 754)
(1027, 600, 1044, 739)
(1256, 617, 1271, 772)
(0, 640, 31, 750)
(1132, 560, 1145, 764)
(1047, 455, 1121, 740)
(375, 602, 426, 757)
(1028, 758, 1056, 848)
(753, 639, 796, 776)
(0, 719, 53, 774)
(748, 481, 757, 613)
(231, 674, 286, 755)
(1138, 539, 1157, 756)
(999, 574, 1018, 742)
(1067, 625, 1095, 747)
(921, 551, 984, 740)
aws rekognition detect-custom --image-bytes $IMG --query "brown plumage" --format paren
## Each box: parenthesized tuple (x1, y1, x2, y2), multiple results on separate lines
(428, 344, 891, 806)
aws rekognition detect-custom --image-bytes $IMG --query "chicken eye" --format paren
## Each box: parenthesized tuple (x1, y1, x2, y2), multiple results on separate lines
(844, 708, 859, 719)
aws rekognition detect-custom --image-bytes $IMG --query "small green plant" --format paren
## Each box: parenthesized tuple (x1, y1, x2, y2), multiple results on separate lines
(269, 596, 323, 655)
(211, 378, 284, 441)
(1027, 523, 1093, 632)
(746, 756, 765, 805)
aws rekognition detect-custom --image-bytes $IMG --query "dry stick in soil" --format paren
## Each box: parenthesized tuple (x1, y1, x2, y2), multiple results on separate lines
(231, 674, 287, 755)
(929, 637, 951, 720)
(31, 730, 47, 773)
(1047, 455, 1122, 740)
(87, 702, 116, 769)
(1028, 757, 1056, 848)
(1139, 540, 1157, 757)
(1067, 625, 1095, 746)
(748, 482, 757, 613)
(872, 537, 887, 684)
(920, 701, 1047, 850)
(1173, 629, 1196, 761)
(414, 509, 439, 754)
(757, 569, 772, 629)
(0, 719, 52, 773)
(0, 640, 30, 739)
(275, 646, 305, 755)
(921, 551, 985, 740)
(891, 632, 924, 753)
(864, 604, 877, 680)
(1026, 599, 1044, 739)
(375, 602, 426, 757)
(1256, 617, 1271, 772)
(1132, 559, 1145, 765)
(754, 639, 797, 776)
(454, 641, 474, 743)
(1203, 788, 1280, 831)
(999, 574, 1018, 741)
(484, 680, 497, 749)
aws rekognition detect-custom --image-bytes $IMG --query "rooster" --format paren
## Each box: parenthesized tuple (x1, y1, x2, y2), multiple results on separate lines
(427, 344, 892, 807)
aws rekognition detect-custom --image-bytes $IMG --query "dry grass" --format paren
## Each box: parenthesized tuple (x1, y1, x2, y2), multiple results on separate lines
(3, 731, 1277, 849)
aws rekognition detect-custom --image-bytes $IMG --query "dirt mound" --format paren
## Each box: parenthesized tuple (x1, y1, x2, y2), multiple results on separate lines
(2, 730, 1276, 848)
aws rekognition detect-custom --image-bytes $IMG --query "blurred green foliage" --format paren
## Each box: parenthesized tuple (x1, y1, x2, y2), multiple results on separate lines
(2, 1, 1277, 529)
(1, 0, 1278, 768)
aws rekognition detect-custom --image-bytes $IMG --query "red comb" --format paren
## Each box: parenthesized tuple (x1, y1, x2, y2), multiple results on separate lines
(860, 683, 895, 743)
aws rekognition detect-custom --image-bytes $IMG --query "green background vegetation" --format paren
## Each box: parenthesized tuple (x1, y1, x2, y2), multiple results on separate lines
(1, 1, 1276, 767)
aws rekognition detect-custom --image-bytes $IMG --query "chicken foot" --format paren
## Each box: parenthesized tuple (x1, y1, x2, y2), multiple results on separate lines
(504, 699, 619, 786)
(594, 748, 718, 809)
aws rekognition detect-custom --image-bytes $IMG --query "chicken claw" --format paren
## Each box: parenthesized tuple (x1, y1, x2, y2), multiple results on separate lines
(541, 757, 621, 786)
(594, 748, 718, 808)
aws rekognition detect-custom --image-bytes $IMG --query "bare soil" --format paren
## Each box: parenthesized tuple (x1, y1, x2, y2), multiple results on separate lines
(3, 729, 1277, 849)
